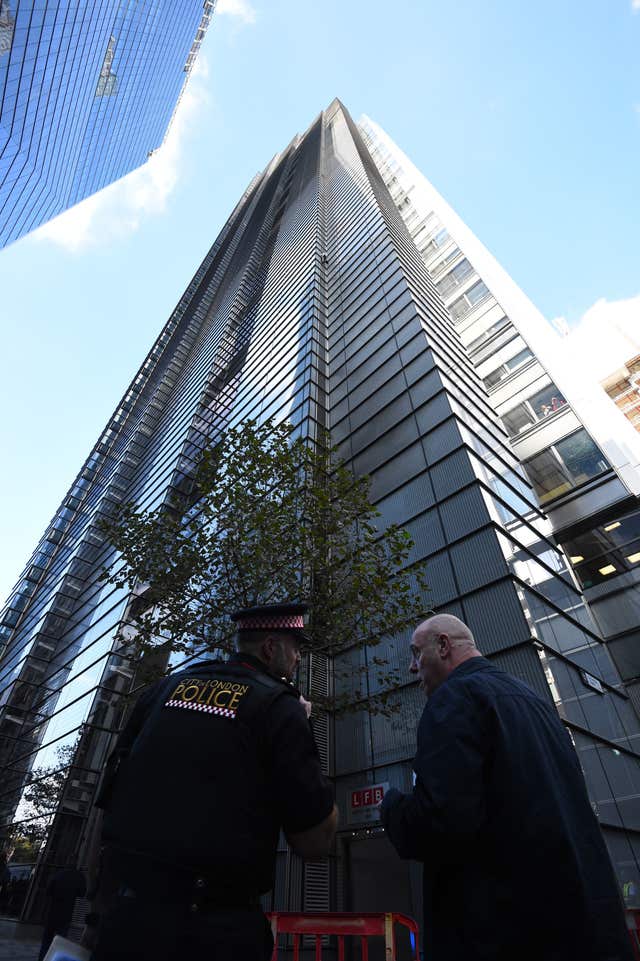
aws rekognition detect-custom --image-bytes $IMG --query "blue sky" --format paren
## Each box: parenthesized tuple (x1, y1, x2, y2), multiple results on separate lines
(0, 0, 639, 604)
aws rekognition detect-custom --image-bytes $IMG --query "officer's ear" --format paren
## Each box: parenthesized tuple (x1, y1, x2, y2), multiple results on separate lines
(261, 634, 278, 663)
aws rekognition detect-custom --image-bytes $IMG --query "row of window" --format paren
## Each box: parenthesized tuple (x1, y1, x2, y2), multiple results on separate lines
(501, 383, 567, 438)
(561, 508, 640, 589)
(449, 280, 490, 321)
(483, 346, 533, 389)
(466, 315, 511, 355)
(524, 429, 610, 505)
(435, 256, 473, 296)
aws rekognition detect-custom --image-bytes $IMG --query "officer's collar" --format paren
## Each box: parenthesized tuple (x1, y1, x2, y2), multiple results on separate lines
(227, 651, 299, 693)
(228, 651, 274, 676)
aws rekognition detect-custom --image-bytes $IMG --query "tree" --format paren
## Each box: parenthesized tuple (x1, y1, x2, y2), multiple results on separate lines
(13, 743, 75, 852)
(98, 419, 430, 713)
(10, 836, 39, 865)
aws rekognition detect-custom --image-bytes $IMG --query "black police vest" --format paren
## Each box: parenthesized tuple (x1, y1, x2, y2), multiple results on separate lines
(101, 660, 297, 894)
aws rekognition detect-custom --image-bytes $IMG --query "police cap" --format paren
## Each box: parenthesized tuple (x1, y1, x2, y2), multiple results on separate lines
(231, 601, 311, 644)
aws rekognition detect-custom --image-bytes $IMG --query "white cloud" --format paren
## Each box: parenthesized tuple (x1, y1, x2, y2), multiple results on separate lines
(31, 56, 211, 252)
(561, 294, 640, 382)
(215, 0, 257, 25)
(633, 0, 640, 10)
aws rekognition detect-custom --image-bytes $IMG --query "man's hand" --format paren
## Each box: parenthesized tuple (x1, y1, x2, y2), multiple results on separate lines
(299, 695, 312, 718)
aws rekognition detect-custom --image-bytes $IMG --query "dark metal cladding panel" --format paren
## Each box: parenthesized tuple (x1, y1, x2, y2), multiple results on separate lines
(414, 391, 454, 436)
(404, 507, 447, 561)
(420, 550, 459, 606)
(334, 709, 373, 776)
(449, 528, 509, 594)
(368, 684, 424, 765)
(439, 485, 493, 542)
(368, 439, 428, 501)
(487, 643, 554, 704)
(375, 471, 436, 524)
(421, 418, 463, 465)
(430, 447, 478, 500)
(462, 581, 532, 654)
(626, 680, 640, 719)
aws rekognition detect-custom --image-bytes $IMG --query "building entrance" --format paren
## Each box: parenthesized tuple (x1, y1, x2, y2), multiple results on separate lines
(342, 832, 422, 960)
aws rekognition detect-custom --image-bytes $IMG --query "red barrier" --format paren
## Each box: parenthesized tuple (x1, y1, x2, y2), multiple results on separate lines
(627, 909, 640, 960)
(267, 911, 420, 960)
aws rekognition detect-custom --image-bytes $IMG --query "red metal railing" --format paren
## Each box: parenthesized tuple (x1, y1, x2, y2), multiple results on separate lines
(627, 908, 640, 960)
(267, 911, 420, 960)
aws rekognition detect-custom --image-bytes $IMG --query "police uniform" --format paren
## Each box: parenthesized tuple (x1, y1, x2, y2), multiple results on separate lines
(91, 603, 334, 961)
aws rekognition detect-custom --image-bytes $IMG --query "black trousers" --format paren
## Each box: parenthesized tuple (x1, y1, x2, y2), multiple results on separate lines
(91, 894, 274, 961)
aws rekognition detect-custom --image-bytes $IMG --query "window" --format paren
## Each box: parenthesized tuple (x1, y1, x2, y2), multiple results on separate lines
(430, 246, 461, 276)
(466, 280, 489, 305)
(560, 508, 640, 588)
(506, 348, 533, 371)
(482, 348, 534, 390)
(467, 317, 511, 354)
(501, 403, 535, 437)
(524, 429, 609, 505)
(501, 382, 568, 437)
(436, 258, 474, 296)
(421, 227, 449, 257)
(448, 280, 491, 322)
(555, 431, 609, 485)
(450, 296, 470, 321)
(529, 384, 567, 419)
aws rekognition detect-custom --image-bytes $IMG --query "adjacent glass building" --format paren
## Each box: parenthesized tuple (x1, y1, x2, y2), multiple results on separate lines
(2, 100, 640, 941)
(0, 0, 213, 248)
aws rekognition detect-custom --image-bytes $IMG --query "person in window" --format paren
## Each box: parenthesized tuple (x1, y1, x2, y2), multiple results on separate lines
(380, 613, 633, 961)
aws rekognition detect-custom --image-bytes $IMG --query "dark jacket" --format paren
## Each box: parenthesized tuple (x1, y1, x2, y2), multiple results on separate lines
(381, 657, 632, 961)
(98, 654, 333, 896)
(45, 868, 86, 923)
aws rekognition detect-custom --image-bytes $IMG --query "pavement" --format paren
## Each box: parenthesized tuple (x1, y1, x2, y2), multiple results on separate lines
(0, 937, 39, 959)
(0, 918, 41, 959)
(0, 918, 90, 959)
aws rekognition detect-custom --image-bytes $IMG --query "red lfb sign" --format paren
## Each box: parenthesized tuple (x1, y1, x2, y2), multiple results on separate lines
(351, 785, 386, 809)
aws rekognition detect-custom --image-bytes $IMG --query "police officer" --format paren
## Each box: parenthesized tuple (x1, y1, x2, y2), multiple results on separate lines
(87, 601, 337, 961)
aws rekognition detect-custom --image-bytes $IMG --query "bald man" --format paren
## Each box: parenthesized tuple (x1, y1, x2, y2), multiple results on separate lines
(380, 614, 632, 961)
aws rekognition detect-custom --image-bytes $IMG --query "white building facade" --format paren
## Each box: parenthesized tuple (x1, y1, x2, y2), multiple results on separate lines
(359, 115, 640, 704)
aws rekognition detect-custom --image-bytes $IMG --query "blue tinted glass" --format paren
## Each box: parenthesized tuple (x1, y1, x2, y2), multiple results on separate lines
(0, 0, 209, 247)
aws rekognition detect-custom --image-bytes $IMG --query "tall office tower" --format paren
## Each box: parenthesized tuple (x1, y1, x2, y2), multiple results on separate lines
(359, 115, 640, 710)
(0, 0, 213, 248)
(2, 100, 640, 930)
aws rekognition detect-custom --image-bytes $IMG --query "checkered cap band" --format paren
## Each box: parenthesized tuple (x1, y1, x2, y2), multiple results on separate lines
(236, 614, 305, 631)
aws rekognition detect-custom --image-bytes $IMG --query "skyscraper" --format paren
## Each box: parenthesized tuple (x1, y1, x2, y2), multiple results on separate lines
(0, 0, 213, 248)
(1, 100, 639, 929)
(359, 115, 640, 712)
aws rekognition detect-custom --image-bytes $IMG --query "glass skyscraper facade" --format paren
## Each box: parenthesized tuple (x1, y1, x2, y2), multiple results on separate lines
(0, 0, 213, 248)
(358, 115, 640, 719)
(1, 100, 640, 935)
